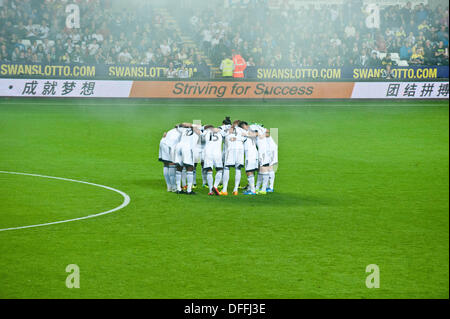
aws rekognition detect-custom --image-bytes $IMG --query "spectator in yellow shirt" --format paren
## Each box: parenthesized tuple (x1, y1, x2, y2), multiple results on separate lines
(410, 47, 425, 65)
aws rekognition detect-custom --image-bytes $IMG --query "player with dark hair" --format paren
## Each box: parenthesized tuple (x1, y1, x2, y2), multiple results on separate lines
(202, 125, 226, 195)
(216, 117, 232, 189)
(238, 121, 259, 195)
(222, 116, 231, 126)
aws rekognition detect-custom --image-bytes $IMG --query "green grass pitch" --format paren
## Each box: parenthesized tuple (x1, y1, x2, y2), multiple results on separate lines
(0, 98, 448, 299)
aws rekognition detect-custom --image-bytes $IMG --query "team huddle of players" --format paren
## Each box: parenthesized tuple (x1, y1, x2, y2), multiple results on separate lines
(159, 117, 278, 196)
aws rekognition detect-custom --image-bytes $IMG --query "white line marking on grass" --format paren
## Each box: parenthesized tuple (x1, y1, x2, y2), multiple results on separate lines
(0, 171, 130, 232)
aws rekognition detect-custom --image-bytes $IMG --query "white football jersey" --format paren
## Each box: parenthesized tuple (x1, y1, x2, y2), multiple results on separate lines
(179, 127, 199, 148)
(244, 135, 257, 152)
(203, 129, 225, 154)
(267, 135, 278, 151)
(162, 127, 181, 147)
(225, 127, 246, 150)
(249, 124, 268, 150)
(219, 124, 231, 133)
(249, 124, 266, 135)
(194, 126, 205, 149)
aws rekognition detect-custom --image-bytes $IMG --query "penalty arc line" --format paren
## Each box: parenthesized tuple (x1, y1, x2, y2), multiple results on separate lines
(0, 171, 131, 232)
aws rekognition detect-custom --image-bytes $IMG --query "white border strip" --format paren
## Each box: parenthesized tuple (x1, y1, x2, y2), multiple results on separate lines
(0, 101, 446, 107)
(0, 171, 130, 232)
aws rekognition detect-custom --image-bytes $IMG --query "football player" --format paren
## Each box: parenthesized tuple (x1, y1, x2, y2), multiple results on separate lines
(221, 122, 246, 195)
(249, 123, 271, 195)
(173, 123, 202, 195)
(237, 121, 260, 195)
(202, 125, 226, 195)
(265, 129, 278, 192)
(159, 124, 184, 192)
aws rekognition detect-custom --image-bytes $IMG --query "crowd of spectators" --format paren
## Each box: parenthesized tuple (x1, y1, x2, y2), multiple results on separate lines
(0, 0, 209, 76)
(0, 0, 448, 73)
(185, 0, 449, 68)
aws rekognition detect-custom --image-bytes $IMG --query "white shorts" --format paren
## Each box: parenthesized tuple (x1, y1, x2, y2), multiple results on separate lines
(267, 140, 278, 166)
(245, 147, 258, 172)
(203, 151, 223, 170)
(193, 147, 203, 164)
(257, 138, 271, 166)
(225, 148, 244, 168)
(200, 146, 205, 162)
(258, 149, 271, 166)
(159, 141, 172, 163)
(270, 149, 278, 166)
(174, 143, 194, 167)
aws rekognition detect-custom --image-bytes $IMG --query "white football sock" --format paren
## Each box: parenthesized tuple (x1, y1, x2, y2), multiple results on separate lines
(176, 170, 182, 191)
(214, 170, 222, 188)
(181, 168, 187, 187)
(256, 173, 262, 190)
(169, 165, 176, 190)
(186, 171, 193, 193)
(233, 168, 241, 192)
(247, 174, 255, 193)
(207, 171, 214, 192)
(261, 173, 269, 192)
(163, 166, 171, 190)
(222, 167, 230, 193)
(202, 168, 207, 186)
(269, 171, 275, 189)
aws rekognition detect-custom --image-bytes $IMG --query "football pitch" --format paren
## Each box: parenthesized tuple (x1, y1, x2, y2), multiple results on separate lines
(0, 98, 448, 299)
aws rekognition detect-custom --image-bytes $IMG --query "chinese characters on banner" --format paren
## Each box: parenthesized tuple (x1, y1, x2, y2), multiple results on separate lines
(350, 82, 449, 99)
(386, 82, 449, 98)
(21, 80, 96, 96)
(0, 78, 134, 97)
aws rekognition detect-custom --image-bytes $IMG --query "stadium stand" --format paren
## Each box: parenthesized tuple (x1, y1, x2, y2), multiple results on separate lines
(180, 0, 449, 76)
(0, 0, 448, 78)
